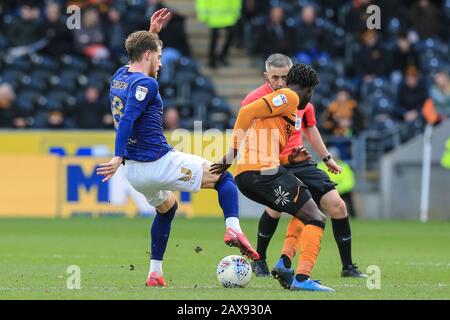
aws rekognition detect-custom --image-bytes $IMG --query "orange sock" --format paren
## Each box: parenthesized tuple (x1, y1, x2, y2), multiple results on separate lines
(281, 217, 305, 260)
(296, 224, 324, 277)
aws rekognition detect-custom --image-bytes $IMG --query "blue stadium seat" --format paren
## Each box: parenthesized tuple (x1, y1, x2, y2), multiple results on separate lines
(30, 54, 60, 73)
(191, 90, 213, 122)
(60, 54, 89, 73)
(3, 55, 32, 72)
(0, 69, 26, 90)
(15, 89, 43, 114)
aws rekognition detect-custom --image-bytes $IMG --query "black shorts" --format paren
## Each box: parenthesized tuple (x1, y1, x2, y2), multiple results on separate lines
(283, 160, 337, 204)
(235, 167, 312, 216)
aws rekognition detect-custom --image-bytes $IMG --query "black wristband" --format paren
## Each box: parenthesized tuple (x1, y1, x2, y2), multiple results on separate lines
(322, 154, 332, 163)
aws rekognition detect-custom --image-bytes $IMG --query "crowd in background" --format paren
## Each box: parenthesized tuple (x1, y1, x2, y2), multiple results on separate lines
(0, 0, 449, 157)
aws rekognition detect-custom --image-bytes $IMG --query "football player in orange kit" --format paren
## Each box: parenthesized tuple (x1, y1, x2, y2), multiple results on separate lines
(211, 64, 335, 292)
(240, 54, 367, 288)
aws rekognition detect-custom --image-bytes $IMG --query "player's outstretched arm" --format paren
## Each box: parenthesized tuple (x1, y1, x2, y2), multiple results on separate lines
(148, 8, 171, 34)
(304, 125, 341, 174)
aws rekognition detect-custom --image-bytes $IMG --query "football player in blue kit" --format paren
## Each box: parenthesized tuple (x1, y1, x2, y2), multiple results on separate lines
(97, 9, 258, 287)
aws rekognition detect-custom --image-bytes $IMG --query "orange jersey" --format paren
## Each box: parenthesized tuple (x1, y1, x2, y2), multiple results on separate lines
(241, 82, 317, 156)
(233, 88, 300, 176)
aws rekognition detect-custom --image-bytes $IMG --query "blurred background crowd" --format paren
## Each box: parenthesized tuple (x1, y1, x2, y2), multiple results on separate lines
(0, 0, 449, 163)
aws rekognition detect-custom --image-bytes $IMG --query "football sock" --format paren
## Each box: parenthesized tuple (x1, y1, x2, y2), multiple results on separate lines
(256, 210, 280, 260)
(214, 172, 239, 220)
(296, 223, 324, 278)
(225, 217, 242, 233)
(280, 254, 292, 269)
(295, 274, 309, 282)
(281, 217, 305, 261)
(331, 217, 353, 268)
(150, 201, 178, 262)
(149, 259, 163, 276)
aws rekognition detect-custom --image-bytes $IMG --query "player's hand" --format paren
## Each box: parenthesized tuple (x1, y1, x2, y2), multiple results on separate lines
(210, 148, 237, 175)
(288, 147, 312, 164)
(325, 158, 342, 174)
(210, 162, 231, 175)
(96, 156, 123, 183)
(148, 8, 171, 34)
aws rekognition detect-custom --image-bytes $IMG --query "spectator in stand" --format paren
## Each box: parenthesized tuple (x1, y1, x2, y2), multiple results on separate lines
(42, 1, 75, 56)
(12, 111, 31, 129)
(196, 0, 242, 68)
(76, 85, 108, 128)
(105, 6, 126, 59)
(164, 107, 180, 131)
(45, 111, 71, 129)
(73, 7, 110, 60)
(396, 66, 428, 125)
(5, 2, 44, 47)
(255, 6, 293, 59)
(322, 87, 363, 160)
(423, 70, 450, 125)
(345, 0, 372, 36)
(392, 31, 420, 75)
(357, 30, 391, 83)
(235, 0, 271, 48)
(101, 113, 114, 130)
(293, 5, 327, 65)
(409, 0, 447, 40)
(0, 83, 15, 128)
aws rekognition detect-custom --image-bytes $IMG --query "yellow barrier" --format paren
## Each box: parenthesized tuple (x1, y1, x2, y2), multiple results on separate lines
(0, 131, 230, 218)
(0, 155, 59, 217)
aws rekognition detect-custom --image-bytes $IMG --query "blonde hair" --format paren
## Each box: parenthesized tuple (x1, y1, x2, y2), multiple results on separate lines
(125, 31, 163, 63)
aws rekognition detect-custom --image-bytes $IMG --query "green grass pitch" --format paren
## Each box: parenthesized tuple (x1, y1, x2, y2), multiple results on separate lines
(0, 217, 449, 300)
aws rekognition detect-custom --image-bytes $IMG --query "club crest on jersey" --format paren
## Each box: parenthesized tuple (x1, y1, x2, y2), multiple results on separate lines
(295, 116, 302, 131)
(135, 86, 148, 101)
(272, 93, 287, 107)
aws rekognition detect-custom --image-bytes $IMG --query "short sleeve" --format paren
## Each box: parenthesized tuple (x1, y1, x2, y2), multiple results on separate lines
(304, 103, 317, 127)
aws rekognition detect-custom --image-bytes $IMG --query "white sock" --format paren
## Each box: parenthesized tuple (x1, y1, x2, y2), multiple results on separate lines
(149, 259, 163, 276)
(225, 217, 242, 233)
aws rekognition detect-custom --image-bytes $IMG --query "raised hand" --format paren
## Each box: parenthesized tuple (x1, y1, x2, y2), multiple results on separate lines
(149, 8, 172, 34)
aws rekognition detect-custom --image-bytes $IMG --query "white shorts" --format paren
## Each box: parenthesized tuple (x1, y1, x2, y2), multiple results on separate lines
(124, 150, 208, 207)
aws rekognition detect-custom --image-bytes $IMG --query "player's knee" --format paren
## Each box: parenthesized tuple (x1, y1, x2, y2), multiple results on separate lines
(266, 207, 282, 219)
(213, 171, 235, 189)
(330, 197, 347, 219)
(156, 193, 177, 213)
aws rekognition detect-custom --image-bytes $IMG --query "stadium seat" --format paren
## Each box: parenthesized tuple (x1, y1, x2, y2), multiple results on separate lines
(43, 90, 76, 112)
(30, 54, 60, 73)
(191, 90, 214, 122)
(210, 97, 231, 114)
(174, 56, 200, 74)
(3, 55, 32, 72)
(0, 69, 26, 90)
(175, 71, 197, 104)
(15, 89, 44, 114)
(60, 54, 89, 73)
(194, 76, 215, 94)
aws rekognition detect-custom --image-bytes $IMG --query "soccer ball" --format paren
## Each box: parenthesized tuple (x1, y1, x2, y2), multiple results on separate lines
(216, 255, 252, 288)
